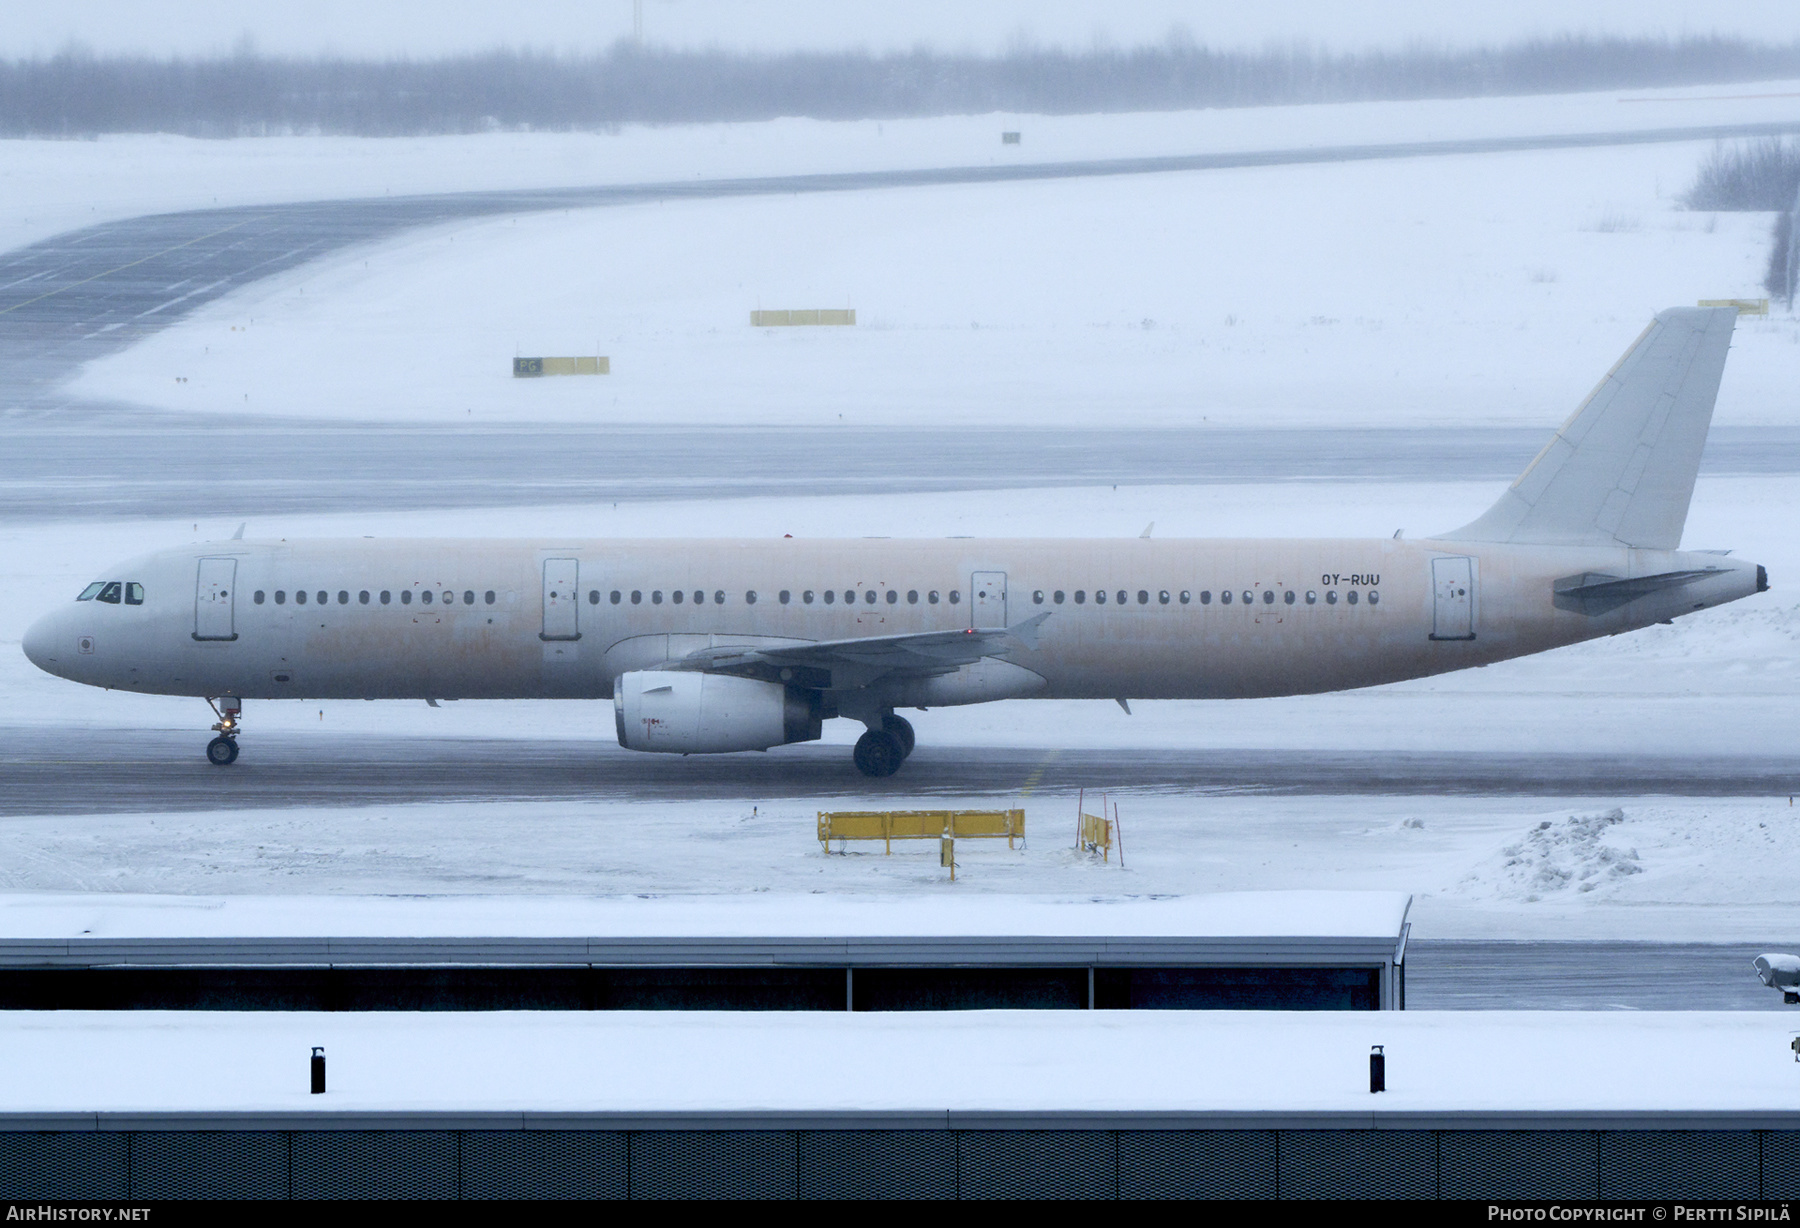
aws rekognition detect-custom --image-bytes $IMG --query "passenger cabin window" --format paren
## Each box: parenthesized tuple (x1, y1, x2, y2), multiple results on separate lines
(1242, 591, 1253, 605)
(359, 591, 370, 604)
(1073, 591, 1085, 604)
(296, 590, 307, 605)
(803, 591, 815, 604)
(275, 591, 287, 604)
(1326, 591, 1338, 605)
(929, 591, 940, 604)
(254, 591, 266, 605)
(693, 591, 703, 605)
(1053, 591, 1065, 604)
(1369, 591, 1380, 605)
(949, 591, 961, 604)
(1284, 591, 1296, 605)
(610, 591, 621, 604)
(886, 590, 898, 604)
(316, 591, 327, 605)
(865, 591, 876, 605)
(1220, 591, 1231, 604)
(381, 591, 391, 604)
(746, 591, 757, 604)
(1033, 590, 1045, 604)
(843, 590, 854, 604)
(126, 583, 144, 605)
(588, 590, 600, 605)
(1306, 591, 1317, 604)
(76, 582, 106, 601)
(1347, 590, 1359, 605)
(1199, 591, 1211, 604)
(1095, 590, 1106, 605)
(907, 591, 919, 604)
(1159, 591, 1170, 605)
(1180, 591, 1191, 604)
(421, 590, 433, 605)
(652, 591, 662, 604)
(338, 591, 349, 605)
(486, 591, 496, 605)
(824, 590, 835, 604)
(631, 591, 642, 604)
(672, 590, 684, 604)
(778, 591, 790, 604)
(1138, 591, 1149, 605)
(401, 591, 412, 605)
(713, 591, 725, 605)
(1262, 591, 1275, 605)
(465, 591, 475, 605)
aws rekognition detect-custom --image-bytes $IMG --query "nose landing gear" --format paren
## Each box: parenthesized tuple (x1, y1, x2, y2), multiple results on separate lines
(205, 696, 241, 766)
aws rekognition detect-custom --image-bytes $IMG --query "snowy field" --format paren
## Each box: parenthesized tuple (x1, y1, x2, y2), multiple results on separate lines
(60, 98, 1800, 431)
(9, 80, 1800, 258)
(7, 1007, 1800, 1114)
(1, 795, 1797, 941)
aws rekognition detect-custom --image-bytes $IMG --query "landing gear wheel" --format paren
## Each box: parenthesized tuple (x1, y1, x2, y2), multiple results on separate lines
(882, 714, 915, 758)
(206, 736, 239, 766)
(852, 729, 905, 778)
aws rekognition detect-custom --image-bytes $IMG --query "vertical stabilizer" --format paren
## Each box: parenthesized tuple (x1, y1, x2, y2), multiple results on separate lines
(1441, 307, 1736, 549)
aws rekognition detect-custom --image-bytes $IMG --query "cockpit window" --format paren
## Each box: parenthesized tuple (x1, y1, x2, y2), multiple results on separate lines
(125, 583, 145, 605)
(77, 582, 105, 601)
(96, 582, 123, 604)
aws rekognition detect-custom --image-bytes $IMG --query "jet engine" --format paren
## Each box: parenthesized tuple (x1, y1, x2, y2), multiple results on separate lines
(614, 670, 822, 753)
(1755, 953, 1800, 1005)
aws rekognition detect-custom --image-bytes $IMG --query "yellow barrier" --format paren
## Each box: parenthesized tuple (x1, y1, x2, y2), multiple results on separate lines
(513, 356, 610, 377)
(1079, 811, 1113, 861)
(818, 809, 1024, 854)
(751, 309, 856, 326)
(1698, 298, 1770, 316)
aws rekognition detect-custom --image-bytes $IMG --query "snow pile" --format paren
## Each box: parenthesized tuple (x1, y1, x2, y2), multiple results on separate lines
(1461, 807, 1643, 902)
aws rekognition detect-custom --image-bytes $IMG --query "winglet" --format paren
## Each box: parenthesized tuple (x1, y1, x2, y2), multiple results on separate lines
(231, 522, 246, 541)
(1006, 611, 1052, 649)
(1140, 521, 1154, 539)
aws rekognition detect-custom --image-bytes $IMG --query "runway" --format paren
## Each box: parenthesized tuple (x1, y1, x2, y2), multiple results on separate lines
(2, 727, 1795, 815)
(1, 420, 1795, 522)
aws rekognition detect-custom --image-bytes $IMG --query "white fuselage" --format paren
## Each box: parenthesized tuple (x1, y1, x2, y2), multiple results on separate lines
(21, 535, 1763, 707)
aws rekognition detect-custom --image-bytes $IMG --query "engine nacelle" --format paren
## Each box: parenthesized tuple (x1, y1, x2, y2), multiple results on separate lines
(614, 670, 822, 753)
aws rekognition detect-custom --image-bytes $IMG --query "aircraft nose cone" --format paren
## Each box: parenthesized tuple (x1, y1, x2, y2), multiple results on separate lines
(21, 611, 65, 676)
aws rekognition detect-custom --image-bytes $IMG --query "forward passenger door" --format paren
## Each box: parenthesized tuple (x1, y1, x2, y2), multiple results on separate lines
(193, 558, 238, 641)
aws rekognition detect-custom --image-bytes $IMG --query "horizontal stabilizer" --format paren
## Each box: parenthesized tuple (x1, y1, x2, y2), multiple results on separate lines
(1552, 568, 1720, 615)
(1443, 307, 1736, 549)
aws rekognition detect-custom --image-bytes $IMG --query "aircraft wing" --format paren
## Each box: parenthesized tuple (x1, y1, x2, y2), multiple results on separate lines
(669, 613, 1050, 688)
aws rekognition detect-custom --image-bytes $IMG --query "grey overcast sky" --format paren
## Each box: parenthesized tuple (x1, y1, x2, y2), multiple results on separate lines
(7, 1, 1800, 59)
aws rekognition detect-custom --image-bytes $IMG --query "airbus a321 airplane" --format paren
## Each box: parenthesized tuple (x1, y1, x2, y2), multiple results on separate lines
(23, 306, 1768, 777)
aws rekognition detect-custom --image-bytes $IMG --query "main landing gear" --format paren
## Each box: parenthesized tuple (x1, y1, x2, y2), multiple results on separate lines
(205, 696, 241, 766)
(852, 714, 915, 779)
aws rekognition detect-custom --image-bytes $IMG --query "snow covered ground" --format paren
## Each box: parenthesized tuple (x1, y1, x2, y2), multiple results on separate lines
(62, 104, 1800, 430)
(10, 80, 1800, 258)
(2, 794, 1798, 940)
(6, 1008, 1799, 1114)
(7, 87, 1799, 946)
